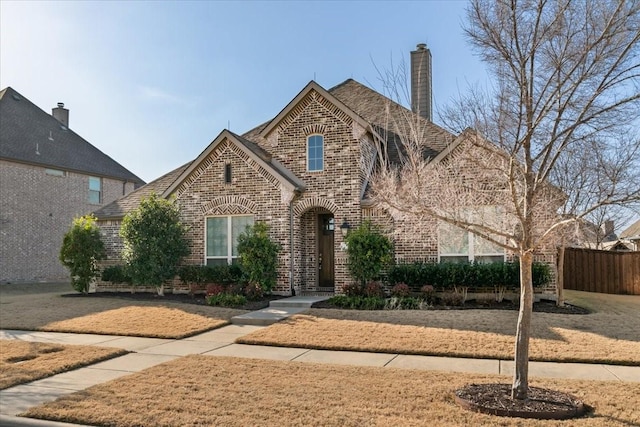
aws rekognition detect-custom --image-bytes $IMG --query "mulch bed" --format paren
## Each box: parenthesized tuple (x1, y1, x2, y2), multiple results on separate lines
(61, 292, 282, 311)
(455, 383, 589, 420)
(311, 298, 590, 314)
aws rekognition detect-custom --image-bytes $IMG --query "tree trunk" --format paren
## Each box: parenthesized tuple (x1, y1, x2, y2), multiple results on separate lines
(557, 245, 565, 307)
(157, 284, 165, 297)
(512, 251, 534, 400)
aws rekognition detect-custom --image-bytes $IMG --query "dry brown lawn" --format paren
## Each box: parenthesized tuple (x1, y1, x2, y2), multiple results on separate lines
(39, 306, 230, 339)
(23, 355, 640, 427)
(0, 284, 248, 338)
(238, 291, 640, 365)
(0, 340, 126, 389)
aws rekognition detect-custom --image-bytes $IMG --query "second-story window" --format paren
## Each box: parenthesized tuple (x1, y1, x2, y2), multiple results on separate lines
(89, 176, 102, 204)
(307, 134, 324, 172)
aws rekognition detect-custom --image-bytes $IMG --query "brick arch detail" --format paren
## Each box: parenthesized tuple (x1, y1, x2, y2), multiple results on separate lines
(293, 197, 339, 217)
(201, 196, 258, 215)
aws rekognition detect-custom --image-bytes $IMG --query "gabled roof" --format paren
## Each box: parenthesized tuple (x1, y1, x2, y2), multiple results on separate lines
(93, 163, 190, 220)
(0, 87, 144, 185)
(259, 81, 372, 139)
(620, 219, 640, 240)
(162, 129, 306, 198)
(329, 79, 455, 164)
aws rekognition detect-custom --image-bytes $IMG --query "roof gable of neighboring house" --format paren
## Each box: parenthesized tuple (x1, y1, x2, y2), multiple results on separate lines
(620, 219, 640, 240)
(162, 129, 306, 201)
(0, 86, 144, 185)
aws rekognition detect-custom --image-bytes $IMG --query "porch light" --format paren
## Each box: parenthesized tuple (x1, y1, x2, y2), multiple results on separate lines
(340, 219, 351, 237)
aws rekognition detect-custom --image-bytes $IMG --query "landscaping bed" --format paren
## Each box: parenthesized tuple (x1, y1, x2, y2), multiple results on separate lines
(312, 297, 590, 314)
(61, 291, 282, 311)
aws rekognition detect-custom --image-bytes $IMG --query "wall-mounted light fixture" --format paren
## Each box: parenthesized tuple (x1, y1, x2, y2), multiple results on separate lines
(340, 219, 351, 237)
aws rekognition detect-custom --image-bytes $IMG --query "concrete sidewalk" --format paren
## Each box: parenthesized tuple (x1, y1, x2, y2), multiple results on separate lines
(2, 324, 639, 422)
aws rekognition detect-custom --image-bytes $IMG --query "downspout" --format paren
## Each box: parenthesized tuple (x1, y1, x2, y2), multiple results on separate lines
(289, 199, 295, 296)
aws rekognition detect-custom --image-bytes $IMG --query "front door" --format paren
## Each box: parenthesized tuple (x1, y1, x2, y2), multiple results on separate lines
(318, 214, 335, 288)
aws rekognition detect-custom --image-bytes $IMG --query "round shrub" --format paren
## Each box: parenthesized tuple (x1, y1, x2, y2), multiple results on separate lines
(391, 283, 411, 297)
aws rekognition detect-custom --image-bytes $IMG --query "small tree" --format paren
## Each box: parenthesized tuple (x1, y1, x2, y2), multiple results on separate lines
(59, 215, 105, 293)
(120, 193, 190, 296)
(237, 221, 280, 293)
(345, 220, 393, 286)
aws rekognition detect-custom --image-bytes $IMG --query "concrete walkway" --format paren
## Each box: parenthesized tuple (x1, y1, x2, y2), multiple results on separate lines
(1, 295, 640, 425)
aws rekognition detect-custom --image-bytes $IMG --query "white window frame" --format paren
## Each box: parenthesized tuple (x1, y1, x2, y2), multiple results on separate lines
(438, 223, 505, 263)
(205, 215, 254, 265)
(45, 168, 66, 177)
(88, 176, 101, 204)
(306, 134, 324, 172)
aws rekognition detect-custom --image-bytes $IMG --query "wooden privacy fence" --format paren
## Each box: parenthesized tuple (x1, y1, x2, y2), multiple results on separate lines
(563, 248, 640, 295)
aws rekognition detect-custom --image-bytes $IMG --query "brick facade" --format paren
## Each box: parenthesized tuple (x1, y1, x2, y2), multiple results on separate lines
(94, 81, 558, 295)
(0, 159, 135, 283)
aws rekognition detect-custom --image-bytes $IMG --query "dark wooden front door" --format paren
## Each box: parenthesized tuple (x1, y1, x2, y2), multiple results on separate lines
(318, 214, 335, 288)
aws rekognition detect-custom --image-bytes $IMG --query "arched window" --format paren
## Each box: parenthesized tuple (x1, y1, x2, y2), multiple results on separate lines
(307, 135, 324, 172)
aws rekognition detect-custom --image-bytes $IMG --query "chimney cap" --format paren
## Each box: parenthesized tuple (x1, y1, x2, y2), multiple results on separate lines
(416, 43, 427, 50)
(57, 102, 64, 108)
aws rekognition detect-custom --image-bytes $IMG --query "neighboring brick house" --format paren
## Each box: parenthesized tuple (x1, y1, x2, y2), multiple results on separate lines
(94, 45, 557, 295)
(0, 87, 145, 283)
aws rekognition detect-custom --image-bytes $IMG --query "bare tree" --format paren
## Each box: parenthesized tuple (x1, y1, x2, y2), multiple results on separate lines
(372, 0, 640, 400)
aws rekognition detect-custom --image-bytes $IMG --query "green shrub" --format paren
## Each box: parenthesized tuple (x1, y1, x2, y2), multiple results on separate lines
(120, 194, 190, 296)
(59, 215, 105, 293)
(179, 264, 245, 288)
(327, 295, 386, 310)
(532, 262, 551, 288)
(237, 222, 280, 293)
(388, 261, 550, 290)
(101, 265, 132, 284)
(345, 221, 393, 285)
(385, 296, 422, 310)
(206, 293, 247, 307)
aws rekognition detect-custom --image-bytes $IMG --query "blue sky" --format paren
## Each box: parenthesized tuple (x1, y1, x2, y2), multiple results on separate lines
(1, 0, 487, 183)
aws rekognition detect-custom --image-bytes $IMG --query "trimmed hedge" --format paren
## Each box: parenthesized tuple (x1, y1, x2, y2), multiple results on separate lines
(178, 264, 245, 287)
(387, 261, 551, 291)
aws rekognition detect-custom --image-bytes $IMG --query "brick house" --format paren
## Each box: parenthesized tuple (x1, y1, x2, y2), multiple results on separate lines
(0, 87, 145, 283)
(94, 45, 557, 295)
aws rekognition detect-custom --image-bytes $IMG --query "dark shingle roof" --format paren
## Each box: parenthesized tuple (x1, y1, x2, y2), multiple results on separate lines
(93, 163, 190, 219)
(328, 79, 455, 163)
(0, 87, 144, 185)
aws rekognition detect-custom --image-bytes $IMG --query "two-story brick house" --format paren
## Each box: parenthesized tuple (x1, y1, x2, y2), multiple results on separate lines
(0, 87, 145, 283)
(95, 45, 554, 295)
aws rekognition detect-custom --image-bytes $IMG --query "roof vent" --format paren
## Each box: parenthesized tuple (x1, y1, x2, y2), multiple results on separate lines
(12, 93, 22, 101)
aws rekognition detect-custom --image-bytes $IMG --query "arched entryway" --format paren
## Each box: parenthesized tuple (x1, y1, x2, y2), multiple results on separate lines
(296, 207, 336, 294)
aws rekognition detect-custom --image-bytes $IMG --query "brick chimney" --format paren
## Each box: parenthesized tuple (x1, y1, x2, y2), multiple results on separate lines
(601, 220, 615, 241)
(410, 43, 432, 121)
(52, 102, 69, 127)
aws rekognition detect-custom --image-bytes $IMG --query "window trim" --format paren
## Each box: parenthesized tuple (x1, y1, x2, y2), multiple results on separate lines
(204, 214, 254, 265)
(438, 223, 505, 263)
(88, 176, 102, 204)
(306, 134, 324, 172)
(45, 168, 66, 177)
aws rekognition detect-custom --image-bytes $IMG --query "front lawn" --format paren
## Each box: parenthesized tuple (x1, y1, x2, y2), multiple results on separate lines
(22, 355, 640, 426)
(0, 340, 126, 389)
